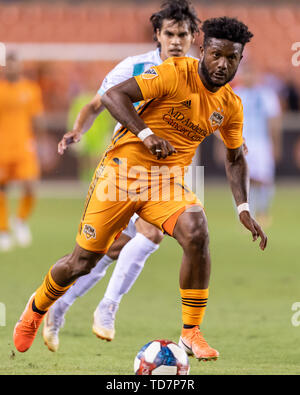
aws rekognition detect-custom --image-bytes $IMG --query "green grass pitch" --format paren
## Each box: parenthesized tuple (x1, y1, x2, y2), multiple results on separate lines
(0, 183, 299, 375)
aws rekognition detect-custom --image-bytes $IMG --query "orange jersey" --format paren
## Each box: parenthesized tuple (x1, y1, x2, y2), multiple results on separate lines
(0, 78, 44, 163)
(109, 57, 243, 170)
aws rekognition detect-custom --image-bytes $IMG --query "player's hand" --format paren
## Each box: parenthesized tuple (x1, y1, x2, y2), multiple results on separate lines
(239, 211, 268, 250)
(58, 130, 82, 155)
(143, 134, 177, 160)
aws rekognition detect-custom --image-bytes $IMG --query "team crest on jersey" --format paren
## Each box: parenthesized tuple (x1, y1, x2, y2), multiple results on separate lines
(209, 111, 224, 127)
(141, 68, 158, 80)
(83, 224, 96, 241)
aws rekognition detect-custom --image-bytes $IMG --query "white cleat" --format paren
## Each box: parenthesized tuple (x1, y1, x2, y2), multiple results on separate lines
(92, 298, 119, 341)
(43, 304, 65, 352)
(12, 218, 32, 247)
(0, 232, 14, 252)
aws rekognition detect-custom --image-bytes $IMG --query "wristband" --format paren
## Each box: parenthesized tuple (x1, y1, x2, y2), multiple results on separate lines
(137, 128, 154, 141)
(237, 202, 250, 215)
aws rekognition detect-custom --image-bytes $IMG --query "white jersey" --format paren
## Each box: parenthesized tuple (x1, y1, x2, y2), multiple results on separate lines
(98, 49, 163, 136)
(98, 49, 195, 136)
(234, 84, 281, 183)
(98, 48, 163, 96)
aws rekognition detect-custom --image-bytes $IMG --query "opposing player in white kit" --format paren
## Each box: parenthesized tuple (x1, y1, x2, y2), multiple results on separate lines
(234, 64, 282, 226)
(43, 0, 201, 352)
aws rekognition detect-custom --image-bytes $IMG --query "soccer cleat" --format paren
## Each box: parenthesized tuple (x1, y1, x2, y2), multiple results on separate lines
(92, 298, 119, 341)
(12, 218, 32, 247)
(43, 304, 65, 352)
(13, 293, 45, 353)
(178, 326, 219, 361)
(0, 232, 14, 252)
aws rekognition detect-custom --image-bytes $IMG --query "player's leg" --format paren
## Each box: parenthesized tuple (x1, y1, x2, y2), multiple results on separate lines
(14, 153, 136, 352)
(43, 232, 131, 351)
(140, 178, 218, 361)
(93, 216, 163, 341)
(14, 243, 103, 352)
(170, 208, 219, 361)
(0, 182, 13, 252)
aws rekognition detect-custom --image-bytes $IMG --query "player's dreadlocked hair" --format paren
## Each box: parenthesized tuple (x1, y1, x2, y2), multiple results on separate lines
(150, 0, 201, 46)
(201, 17, 253, 48)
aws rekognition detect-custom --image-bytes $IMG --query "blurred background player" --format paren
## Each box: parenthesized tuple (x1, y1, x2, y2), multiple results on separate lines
(234, 63, 282, 226)
(67, 89, 113, 182)
(42, 0, 201, 352)
(0, 53, 44, 251)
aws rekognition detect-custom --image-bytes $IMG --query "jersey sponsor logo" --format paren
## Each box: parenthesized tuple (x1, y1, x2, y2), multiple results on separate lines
(83, 224, 97, 241)
(141, 67, 158, 80)
(181, 99, 192, 109)
(162, 107, 210, 142)
(209, 111, 224, 127)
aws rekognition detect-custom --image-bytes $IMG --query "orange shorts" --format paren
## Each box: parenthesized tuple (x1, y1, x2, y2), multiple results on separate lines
(0, 152, 40, 184)
(76, 152, 203, 253)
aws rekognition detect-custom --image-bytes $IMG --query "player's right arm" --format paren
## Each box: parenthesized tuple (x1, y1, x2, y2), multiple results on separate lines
(58, 93, 104, 155)
(101, 62, 178, 159)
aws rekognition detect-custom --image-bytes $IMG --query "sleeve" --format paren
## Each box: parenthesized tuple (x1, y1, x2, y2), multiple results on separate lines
(219, 94, 244, 149)
(98, 57, 134, 95)
(134, 60, 179, 101)
(262, 88, 281, 118)
(29, 83, 44, 117)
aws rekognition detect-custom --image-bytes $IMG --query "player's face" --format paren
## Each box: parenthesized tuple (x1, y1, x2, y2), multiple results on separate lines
(157, 19, 194, 61)
(200, 38, 243, 90)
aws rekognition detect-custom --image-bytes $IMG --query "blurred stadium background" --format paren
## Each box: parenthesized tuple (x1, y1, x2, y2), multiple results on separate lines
(1, 0, 299, 184)
(1, 0, 300, 375)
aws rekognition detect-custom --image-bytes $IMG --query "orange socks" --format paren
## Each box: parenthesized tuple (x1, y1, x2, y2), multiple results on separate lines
(34, 268, 73, 313)
(17, 194, 35, 221)
(180, 288, 209, 327)
(0, 192, 8, 231)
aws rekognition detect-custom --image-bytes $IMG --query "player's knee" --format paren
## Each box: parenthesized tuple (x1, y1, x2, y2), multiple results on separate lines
(178, 219, 209, 252)
(136, 219, 164, 244)
(140, 226, 164, 244)
(187, 227, 209, 251)
(70, 248, 102, 277)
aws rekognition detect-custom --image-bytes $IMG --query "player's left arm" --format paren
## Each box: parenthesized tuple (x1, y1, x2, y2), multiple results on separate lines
(225, 145, 267, 251)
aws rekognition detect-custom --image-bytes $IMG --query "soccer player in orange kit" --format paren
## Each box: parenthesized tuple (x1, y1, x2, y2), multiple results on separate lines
(0, 53, 44, 251)
(14, 17, 267, 361)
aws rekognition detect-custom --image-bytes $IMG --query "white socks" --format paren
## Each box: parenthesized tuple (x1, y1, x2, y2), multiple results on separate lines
(58, 254, 114, 310)
(102, 232, 159, 304)
(53, 232, 159, 316)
